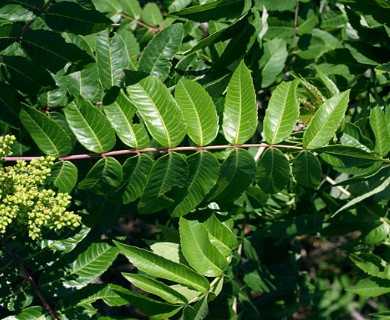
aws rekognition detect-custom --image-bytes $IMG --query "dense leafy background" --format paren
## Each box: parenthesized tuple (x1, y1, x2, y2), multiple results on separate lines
(0, 0, 389, 319)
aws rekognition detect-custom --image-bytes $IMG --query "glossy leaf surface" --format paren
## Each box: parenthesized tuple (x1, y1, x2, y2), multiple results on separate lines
(64, 97, 116, 153)
(223, 60, 257, 144)
(125, 73, 186, 147)
(175, 79, 218, 146)
(303, 90, 350, 149)
(263, 80, 299, 144)
(114, 241, 210, 293)
(20, 106, 72, 157)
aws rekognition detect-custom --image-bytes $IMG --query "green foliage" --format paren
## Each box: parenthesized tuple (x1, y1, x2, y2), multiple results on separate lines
(0, 0, 389, 319)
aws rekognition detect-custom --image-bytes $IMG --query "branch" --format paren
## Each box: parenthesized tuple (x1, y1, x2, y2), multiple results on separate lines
(2, 239, 59, 320)
(121, 13, 162, 35)
(21, 0, 56, 36)
(3, 143, 304, 162)
(291, 0, 300, 52)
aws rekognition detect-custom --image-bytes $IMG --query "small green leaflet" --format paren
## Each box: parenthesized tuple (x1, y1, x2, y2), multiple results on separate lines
(45, 161, 78, 193)
(119, 154, 153, 204)
(170, 151, 219, 217)
(122, 273, 188, 304)
(104, 87, 149, 149)
(175, 79, 218, 146)
(370, 106, 390, 156)
(223, 60, 257, 145)
(263, 80, 299, 144)
(303, 90, 350, 149)
(256, 148, 290, 193)
(77, 157, 123, 195)
(125, 72, 186, 147)
(138, 24, 183, 79)
(114, 241, 210, 293)
(96, 30, 129, 89)
(347, 277, 390, 297)
(138, 152, 189, 214)
(207, 148, 256, 203)
(64, 97, 116, 153)
(20, 106, 72, 157)
(179, 217, 228, 277)
(292, 151, 321, 188)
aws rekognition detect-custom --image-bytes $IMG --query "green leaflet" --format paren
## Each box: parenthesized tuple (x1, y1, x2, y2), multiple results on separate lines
(45, 161, 78, 193)
(263, 80, 299, 144)
(108, 284, 183, 319)
(19, 106, 72, 157)
(138, 152, 189, 214)
(1, 56, 55, 95)
(114, 241, 210, 293)
(370, 106, 390, 156)
(45, 2, 112, 35)
(175, 79, 218, 146)
(222, 60, 257, 145)
(120, 154, 154, 204)
(332, 175, 390, 217)
(179, 217, 228, 277)
(258, 38, 288, 88)
(77, 157, 123, 195)
(207, 148, 256, 204)
(292, 151, 322, 188)
(170, 0, 251, 21)
(39, 242, 119, 292)
(138, 23, 183, 79)
(21, 30, 93, 73)
(64, 97, 116, 153)
(66, 63, 102, 102)
(256, 148, 290, 193)
(104, 88, 149, 149)
(125, 72, 186, 147)
(203, 214, 238, 257)
(2, 306, 48, 320)
(349, 253, 390, 280)
(303, 90, 350, 149)
(347, 277, 390, 297)
(170, 151, 219, 217)
(317, 145, 383, 170)
(141, 3, 163, 27)
(96, 30, 129, 89)
(181, 294, 209, 320)
(122, 273, 188, 304)
(185, 14, 248, 54)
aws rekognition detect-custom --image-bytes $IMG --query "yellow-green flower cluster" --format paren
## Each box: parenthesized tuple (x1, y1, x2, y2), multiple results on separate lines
(0, 135, 81, 240)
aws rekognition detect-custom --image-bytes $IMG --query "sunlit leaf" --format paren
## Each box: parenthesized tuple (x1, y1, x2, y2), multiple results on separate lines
(223, 60, 257, 144)
(114, 241, 210, 293)
(175, 79, 218, 146)
(64, 97, 116, 153)
(303, 90, 350, 149)
(263, 80, 299, 144)
(370, 106, 390, 156)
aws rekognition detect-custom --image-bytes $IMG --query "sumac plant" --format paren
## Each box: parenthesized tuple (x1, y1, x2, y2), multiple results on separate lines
(0, 0, 389, 319)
